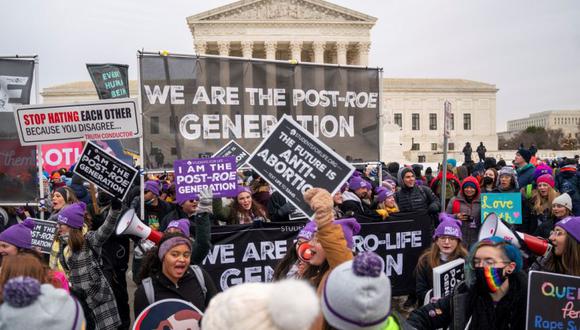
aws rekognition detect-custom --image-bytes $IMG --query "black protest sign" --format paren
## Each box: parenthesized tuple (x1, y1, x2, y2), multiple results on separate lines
(526, 271, 580, 330)
(433, 258, 465, 298)
(213, 140, 250, 168)
(86, 64, 130, 99)
(74, 141, 138, 200)
(0, 58, 35, 112)
(247, 116, 354, 218)
(30, 219, 57, 254)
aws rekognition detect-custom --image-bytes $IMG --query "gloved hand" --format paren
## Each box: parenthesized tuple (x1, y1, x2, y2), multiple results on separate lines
(278, 202, 294, 216)
(376, 209, 388, 220)
(304, 188, 334, 228)
(252, 216, 266, 228)
(111, 197, 123, 211)
(196, 187, 213, 214)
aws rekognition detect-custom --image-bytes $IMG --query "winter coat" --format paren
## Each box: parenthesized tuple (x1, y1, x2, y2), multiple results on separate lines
(408, 272, 528, 330)
(267, 191, 295, 222)
(429, 171, 461, 203)
(516, 163, 536, 189)
(415, 256, 464, 307)
(462, 144, 473, 163)
(60, 209, 121, 330)
(446, 176, 481, 247)
(340, 191, 382, 223)
(395, 184, 440, 214)
(133, 266, 217, 318)
(476, 144, 486, 157)
(555, 166, 580, 215)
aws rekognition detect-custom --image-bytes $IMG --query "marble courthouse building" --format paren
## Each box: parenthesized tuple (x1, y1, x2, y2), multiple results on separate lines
(43, 0, 499, 163)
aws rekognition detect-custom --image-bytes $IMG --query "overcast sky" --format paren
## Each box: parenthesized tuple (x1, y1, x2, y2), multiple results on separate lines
(2, 0, 579, 131)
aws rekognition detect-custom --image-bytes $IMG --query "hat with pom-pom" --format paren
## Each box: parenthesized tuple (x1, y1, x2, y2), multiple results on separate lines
(322, 252, 391, 330)
(201, 279, 319, 330)
(434, 213, 462, 241)
(0, 276, 85, 330)
(0, 218, 35, 249)
(533, 164, 553, 180)
(536, 174, 555, 188)
(57, 202, 86, 229)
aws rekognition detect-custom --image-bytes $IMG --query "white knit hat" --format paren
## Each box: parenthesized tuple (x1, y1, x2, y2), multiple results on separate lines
(201, 279, 319, 330)
(553, 193, 573, 212)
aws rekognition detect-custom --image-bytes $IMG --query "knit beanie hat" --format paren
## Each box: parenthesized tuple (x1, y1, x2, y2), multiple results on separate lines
(57, 202, 86, 229)
(144, 180, 160, 196)
(484, 157, 497, 170)
(553, 193, 573, 212)
(176, 193, 199, 206)
(448, 159, 457, 168)
(376, 188, 394, 203)
(236, 185, 252, 196)
(201, 279, 319, 330)
(498, 166, 516, 178)
(322, 252, 391, 330)
(433, 213, 462, 241)
(0, 218, 35, 250)
(462, 180, 477, 191)
(536, 174, 555, 188)
(166, 219, 190, 237)
(517, 149, 532, 163)
(555, 216, 580, 243)
(348, 176, 366, 191)
(0, 276, 85, 330)
(334, 218, 361, 249)
(297, 221, 317, 241)
(533, 164, 553, 180)
(54, 187, 69, 201)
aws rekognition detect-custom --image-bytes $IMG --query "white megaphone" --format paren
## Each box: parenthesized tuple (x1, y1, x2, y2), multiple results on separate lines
(478, 212, 552, 257)
(116, 209, 162, 244)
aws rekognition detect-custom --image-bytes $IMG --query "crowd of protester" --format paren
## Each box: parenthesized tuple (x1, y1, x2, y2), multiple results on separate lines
(0, 147, 578, 329)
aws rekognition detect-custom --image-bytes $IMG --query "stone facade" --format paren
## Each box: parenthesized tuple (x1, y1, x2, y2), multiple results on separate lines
(501, 110, 580, 138)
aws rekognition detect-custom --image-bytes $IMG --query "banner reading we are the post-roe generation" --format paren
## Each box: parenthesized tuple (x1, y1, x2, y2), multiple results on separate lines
(139, 54, 381, 170)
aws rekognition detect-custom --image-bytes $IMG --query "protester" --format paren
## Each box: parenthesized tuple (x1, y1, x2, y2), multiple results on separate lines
(523, 174, 559, 237)
(250, 175, 271, 209)
(522, 163, 553, 199)
(397, 167, 441, 215)
(462, 142, 473, 164)
(514, 148, 536, 188)
(375, 186, 399, 218)
(0, 218, 36, 260)
(322, 251, 412, 329)
(493, 166, 519, 193)
(165, 219, 190, 236)
(484, 156, 497, 171)
(415, 214, 468, 306)
(446, 176, 481, 246)
(51, 201, 121, 330)
(70, 174, 90, 205)
(531, 216, 580, 276)
(227, 186, 269, 225)
(273, 221, 316, 281)
(425, 167, 434, 185)
(135, 180, 173, 231)
(429, 164, 460, 209)
(133, 232, 217, 317)
(0, 253, 51, 303)
(412, 164, 425, 186)
(341, 175, 383, 222)
(555, 158, 580, 215)
(0, 276, 85, 330)
(536, 193, 573, 238)
(202, 279, 319, 330)
(49, 186, 79, 220)
(476, 142, 486, 162)
(480, 168, 498, 193)
(160, 195, 200, 230)
(408, 236, 527, 329)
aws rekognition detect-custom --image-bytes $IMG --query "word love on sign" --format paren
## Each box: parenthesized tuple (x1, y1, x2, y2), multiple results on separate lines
(480, 193, 522, 225)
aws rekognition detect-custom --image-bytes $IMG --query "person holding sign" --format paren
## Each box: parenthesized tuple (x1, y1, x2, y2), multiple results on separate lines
(226, 186, 269, 225)
(408, 236, 527, 329)
(52, 201, 122, 330)
(446, 176, 482, 246)
(531, 216, 580, 276)
(415, 214, 468, 306)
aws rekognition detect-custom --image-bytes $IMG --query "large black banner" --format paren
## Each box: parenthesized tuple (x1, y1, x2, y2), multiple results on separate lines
(201, 211, 431, 296)
(0, 58, 38, 203)
(139, 54, 380, 170)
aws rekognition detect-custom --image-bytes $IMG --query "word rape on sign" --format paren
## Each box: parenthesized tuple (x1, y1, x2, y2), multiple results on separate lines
(247, 116, 353, 217)
(174, 156, 237, 199)
(13, 98, 141, 145)
(526, 271, 579, 330)
(74, 141, 138, 200)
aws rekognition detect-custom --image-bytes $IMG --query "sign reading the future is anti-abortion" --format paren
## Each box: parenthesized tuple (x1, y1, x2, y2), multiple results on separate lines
(247, 116, 354, 218)
(174, 156, 237, 200)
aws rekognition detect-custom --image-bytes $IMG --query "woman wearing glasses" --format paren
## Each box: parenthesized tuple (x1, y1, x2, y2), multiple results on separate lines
(408, 236, 527, 329)
(531, 216, 580, 276)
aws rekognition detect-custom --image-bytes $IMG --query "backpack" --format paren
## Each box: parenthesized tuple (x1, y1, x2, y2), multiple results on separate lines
(434, 178, 457, 200)
(142, 265, 207, 305)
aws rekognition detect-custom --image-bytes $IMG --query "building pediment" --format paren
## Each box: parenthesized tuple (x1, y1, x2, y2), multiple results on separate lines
(187, 0, 377, 24)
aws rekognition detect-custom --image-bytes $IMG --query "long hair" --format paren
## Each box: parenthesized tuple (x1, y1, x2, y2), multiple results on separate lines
(53, 186, 79, 206)
(66, 212, 92, 253)
(138, 232, 190, 282)
(416, 239, 468, 271)
(227, 195, 268, 225)
(544, 235, 580, 276)
(0, 253, 49, 303)
(302, 260, 330, 288)
(531, 188, 559, 215)
(273, 241, 301, 281)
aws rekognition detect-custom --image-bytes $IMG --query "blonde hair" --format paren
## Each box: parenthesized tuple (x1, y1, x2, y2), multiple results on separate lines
(531, 188, 559, 215)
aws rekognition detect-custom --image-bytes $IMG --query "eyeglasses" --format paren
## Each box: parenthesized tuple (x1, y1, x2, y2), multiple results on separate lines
(471, 258, 511, 268)
(549, 230, 565, 237)
(437, 236, 457, 243)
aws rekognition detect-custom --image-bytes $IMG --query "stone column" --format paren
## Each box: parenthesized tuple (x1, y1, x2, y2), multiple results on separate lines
(313, 41, 326, 64)
(241, 40, 254, 58)
(357, 42, 371, 66)
(217, 41, 230, 57)
(335, 41, 347, 65)
(289, 40, 303, 62)
(265, 41, 277, 60)
(194, 40, 207, 55)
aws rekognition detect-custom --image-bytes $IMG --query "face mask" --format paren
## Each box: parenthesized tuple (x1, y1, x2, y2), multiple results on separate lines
(60, 233, 70, 242)
(145, 199, 154, 205)
(474, 266, 507, 294)
(483, 177, 494, 185)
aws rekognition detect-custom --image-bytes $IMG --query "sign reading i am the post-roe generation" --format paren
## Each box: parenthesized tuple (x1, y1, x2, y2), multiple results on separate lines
(14, 98, 141, 145)
(174, 156, 238, 200)
(74, 141, 138, 201)
(30, 219, 57, 254)
(247, 116, 354, 218)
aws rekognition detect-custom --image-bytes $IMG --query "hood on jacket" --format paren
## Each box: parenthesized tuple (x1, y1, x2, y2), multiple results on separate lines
(497, 166, 519, 191)
(397, 167, 415, 188)
(342, 191, 362, 205)
(460, 176, 481, 199)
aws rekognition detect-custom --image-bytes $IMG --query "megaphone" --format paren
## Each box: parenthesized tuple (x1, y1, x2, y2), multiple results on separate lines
(116, 209, 162, 244)
(478, 213, 551, 257)
(297, 241, 313, 262)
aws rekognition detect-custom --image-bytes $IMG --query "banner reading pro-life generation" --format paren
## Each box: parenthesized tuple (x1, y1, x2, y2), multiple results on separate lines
(139, 54, 381, 170)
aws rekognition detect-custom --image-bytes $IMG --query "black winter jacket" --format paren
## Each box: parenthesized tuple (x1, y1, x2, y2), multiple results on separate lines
(395, 185, 440, 214)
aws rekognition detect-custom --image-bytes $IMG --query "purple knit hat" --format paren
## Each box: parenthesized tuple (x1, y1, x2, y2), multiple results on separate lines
(57, 202, 86, 229)
(144, 180, 160, 196)
(334, 218, 361, 248)
(555, 216, 580, 243)
(433, 213, 462, 241)
(348, 176, 366, 191)
(376, 189, 394, 203)
(236, 186, 252, 196)
(533, 164, 553, 180)
(176, 193, 199, 206)
(0, 218, 35, 249)
(297, 221, 317, 241)
(166, 219, 190, 237)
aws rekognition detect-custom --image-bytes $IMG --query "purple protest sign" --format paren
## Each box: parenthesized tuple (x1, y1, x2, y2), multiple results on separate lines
(174, 156, 237, 200)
